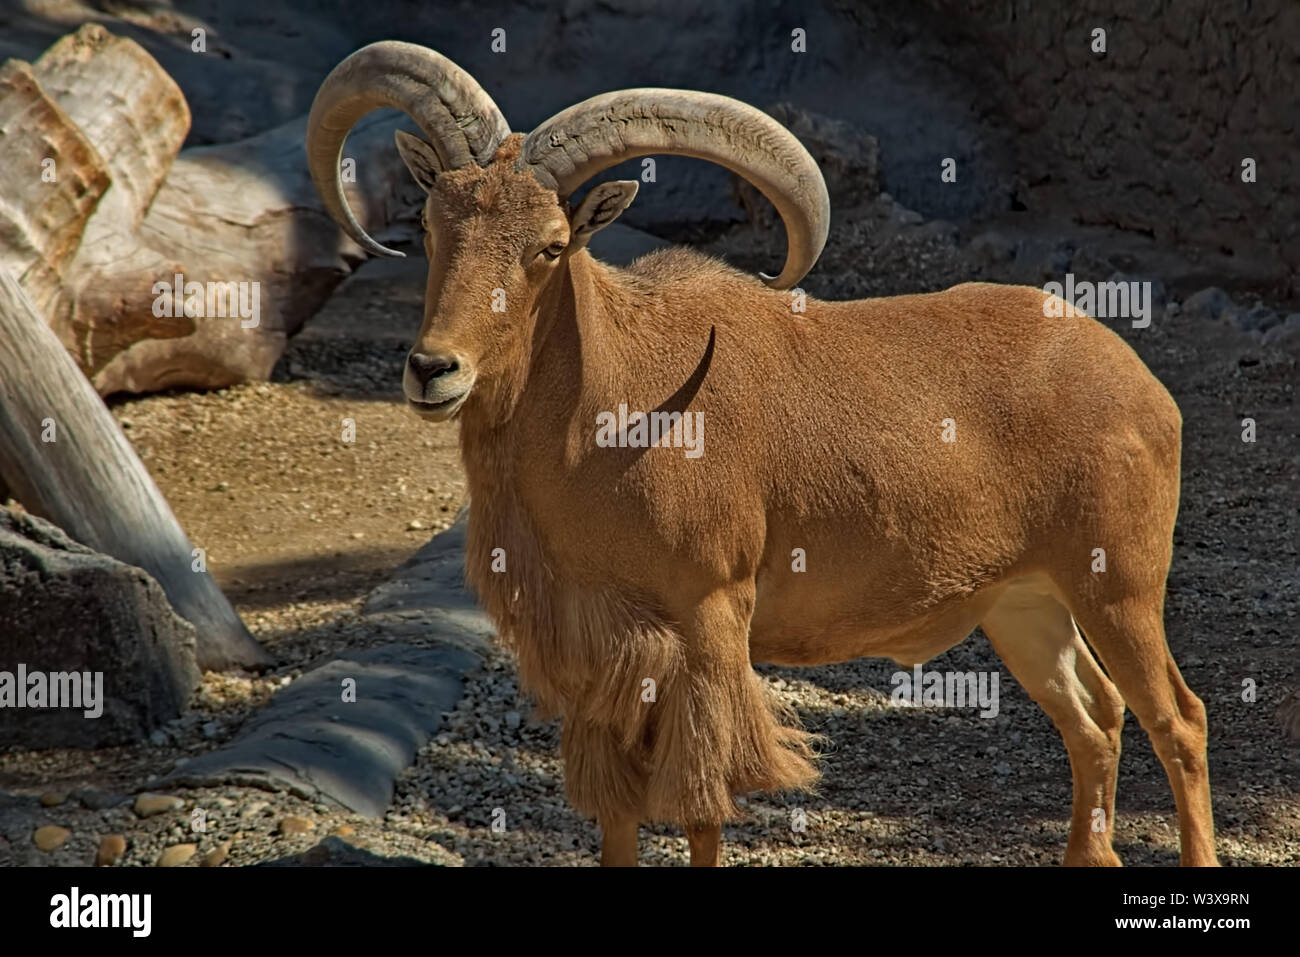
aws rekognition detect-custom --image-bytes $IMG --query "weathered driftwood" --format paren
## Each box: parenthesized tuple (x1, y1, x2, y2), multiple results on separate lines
(5, 24, 419, 396)
(74, 109, 421, 396)
(0, 25, 410, 669)
(25, 23, 194, 370)
(0, 57, 107, 319)
(0, 264, 270, 671)
(32, 24, 189, 234)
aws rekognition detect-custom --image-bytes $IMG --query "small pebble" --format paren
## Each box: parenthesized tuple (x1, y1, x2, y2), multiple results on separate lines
(278, 816, 315, 836)
(34, 825, 70, 851)
(200, 841, 231, 867)
(134, 793, 184, 818)
(158, 843, 196, 867)
(96, 834, 127, 866)
(75, 789, 127, 811)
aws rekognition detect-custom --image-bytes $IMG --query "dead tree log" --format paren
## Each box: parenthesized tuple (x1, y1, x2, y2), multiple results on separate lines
(4, 23, 419, 397)
(0, 57, 107, 319)
(25, 23, 195, 371)
(31, 24, 189, 235)
(0, 33, 266, 670)
(0, 25, 411, 670)
(0, 263, 270, 671)
(74, 109, 421, 395)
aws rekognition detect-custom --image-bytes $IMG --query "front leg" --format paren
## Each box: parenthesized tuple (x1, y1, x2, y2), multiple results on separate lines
(562, 717, 649, 865)
(643, 585, 818, 854)
(600, 815, 639, 866)
(686, 823, 722, 866)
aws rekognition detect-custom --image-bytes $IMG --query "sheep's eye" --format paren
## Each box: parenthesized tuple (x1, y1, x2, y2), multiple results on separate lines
(540, 242, 565, 260)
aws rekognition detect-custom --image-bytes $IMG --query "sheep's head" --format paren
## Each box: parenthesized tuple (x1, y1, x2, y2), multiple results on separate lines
(306, 42, 830, 424)
(389, 133, 638, 422)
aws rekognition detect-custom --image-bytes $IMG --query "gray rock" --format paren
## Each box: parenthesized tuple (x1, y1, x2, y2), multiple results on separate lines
(1236, 304, 1281, 333)
(1106, 272, 1166, 309)
(968, 230, 1020, 265)
(156, 514, 488, 816)
(71, 788, 128, 811)
(1010, 238, 1073, 285)
(159, 513, 485, 817)
(0, 0, 1289, 295)
(362, 509, 494, 645)
(920, 220, 960, 245)
(0, 793, 37, 851)
(773, 103, 883, 203)
(0, 509, 200, 748)
(1181, 286, 1233, 321)
(260, 835, 435, 867)
(1262, 314, 1300, 351)
(157, 641, 477, 817)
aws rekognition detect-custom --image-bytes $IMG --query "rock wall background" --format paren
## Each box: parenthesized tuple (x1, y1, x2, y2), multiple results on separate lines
(905, 0, 1298, 298)
(0, 0, 1293, 299)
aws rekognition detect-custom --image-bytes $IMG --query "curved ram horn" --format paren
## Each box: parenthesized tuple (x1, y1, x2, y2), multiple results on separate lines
(519, 89, 829, 289)
(306, 41, 510, 258)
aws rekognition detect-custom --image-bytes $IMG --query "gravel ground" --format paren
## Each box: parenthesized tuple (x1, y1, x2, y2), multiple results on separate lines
(1, 207, 1296, 867)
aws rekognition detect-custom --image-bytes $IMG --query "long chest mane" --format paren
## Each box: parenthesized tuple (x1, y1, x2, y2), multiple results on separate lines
(460, 431, 680, 730)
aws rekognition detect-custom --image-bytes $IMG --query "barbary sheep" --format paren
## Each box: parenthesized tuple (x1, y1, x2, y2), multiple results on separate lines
(306, 42, 1218, 867)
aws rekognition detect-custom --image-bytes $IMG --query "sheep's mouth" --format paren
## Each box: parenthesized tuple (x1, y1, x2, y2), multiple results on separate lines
(408, 391, 468, 422)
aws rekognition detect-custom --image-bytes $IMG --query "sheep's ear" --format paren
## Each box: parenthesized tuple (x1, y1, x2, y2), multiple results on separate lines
(569, 180, 638, 248)
(395, 130, 441, 192)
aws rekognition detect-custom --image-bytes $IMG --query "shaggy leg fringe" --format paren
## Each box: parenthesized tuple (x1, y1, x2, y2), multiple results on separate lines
(470, 518, 818, 826)
(643, 665, 820, 824)
(560, 656, 821, 826)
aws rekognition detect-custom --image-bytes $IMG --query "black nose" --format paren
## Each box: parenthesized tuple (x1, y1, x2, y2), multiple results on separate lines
(407, 352, 458, 387)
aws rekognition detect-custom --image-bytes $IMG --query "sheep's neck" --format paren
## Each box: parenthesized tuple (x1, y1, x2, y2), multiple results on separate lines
(455, 252, 631, 703)
(459, 249, 629, 475)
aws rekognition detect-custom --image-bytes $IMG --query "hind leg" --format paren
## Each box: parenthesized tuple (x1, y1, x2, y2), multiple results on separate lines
(982, 581, 1126, 866)
(1053, 392, 1216, 864)
(1066, 593, 1218, 866)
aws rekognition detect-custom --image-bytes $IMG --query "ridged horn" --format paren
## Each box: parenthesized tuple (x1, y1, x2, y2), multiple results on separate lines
(519, 89, 829, 288)
(306, 41, 510, 258)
